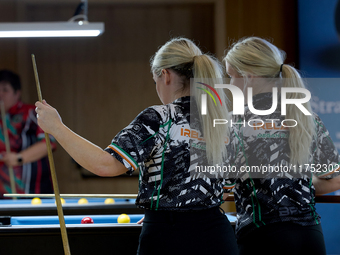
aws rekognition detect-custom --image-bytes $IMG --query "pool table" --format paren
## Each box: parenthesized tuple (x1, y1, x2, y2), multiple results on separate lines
(0, 213, 237, 255)
(0, 198, 144, 216)
(0, 214, 144, 255)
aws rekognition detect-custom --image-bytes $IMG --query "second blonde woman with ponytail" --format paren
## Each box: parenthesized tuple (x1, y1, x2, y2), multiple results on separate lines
(223, 37, 340, 255)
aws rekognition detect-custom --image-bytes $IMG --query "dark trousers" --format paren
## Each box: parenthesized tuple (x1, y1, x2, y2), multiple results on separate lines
(137, 207, 239, 255)
(237, 222, 326, 255)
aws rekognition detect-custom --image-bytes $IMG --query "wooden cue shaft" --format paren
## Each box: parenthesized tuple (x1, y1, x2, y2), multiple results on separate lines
(4, 193, 138, 199)
(0, 101, 17, 197)
(31, 54, 71, 255)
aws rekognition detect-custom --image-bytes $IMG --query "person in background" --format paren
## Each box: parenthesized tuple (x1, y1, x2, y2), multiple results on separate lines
(0, 70, 56, 198)
(35, 37, 239, 255)
(223, 37, 340, 255)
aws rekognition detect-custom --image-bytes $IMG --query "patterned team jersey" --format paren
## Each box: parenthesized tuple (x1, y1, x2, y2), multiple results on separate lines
(0, 102, 56, 197)
(224, 92, 340, 237)
(105, 96, 225, 211)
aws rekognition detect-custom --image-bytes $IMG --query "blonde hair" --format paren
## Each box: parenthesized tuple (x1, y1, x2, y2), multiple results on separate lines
(224, 37, 316, 166)
(151, 37, 229, 164)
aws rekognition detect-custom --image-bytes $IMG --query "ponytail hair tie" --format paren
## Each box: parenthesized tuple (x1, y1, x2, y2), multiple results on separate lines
(280, 63, 284, 73)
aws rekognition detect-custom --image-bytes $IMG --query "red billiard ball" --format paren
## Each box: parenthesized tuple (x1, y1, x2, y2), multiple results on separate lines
(81, 217, 94, 224)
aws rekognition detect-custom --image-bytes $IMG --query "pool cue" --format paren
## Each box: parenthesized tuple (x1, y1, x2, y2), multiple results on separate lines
(31, 54, 71, 255)
(0, 101, 17, 198)
(4, 193, 138, 199)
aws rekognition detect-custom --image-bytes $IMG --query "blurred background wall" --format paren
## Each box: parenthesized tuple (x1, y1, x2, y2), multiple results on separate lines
(0, 0, 298, 195)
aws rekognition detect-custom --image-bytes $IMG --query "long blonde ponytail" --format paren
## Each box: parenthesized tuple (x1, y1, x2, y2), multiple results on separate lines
(151, 37, 229, 164)
(224, 37, 315, 166)
(281, 64, 315, 166)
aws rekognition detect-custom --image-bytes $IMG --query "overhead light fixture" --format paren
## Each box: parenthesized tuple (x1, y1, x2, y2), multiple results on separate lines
(0, 0, 104, 38)
(0, 22, 104, 38)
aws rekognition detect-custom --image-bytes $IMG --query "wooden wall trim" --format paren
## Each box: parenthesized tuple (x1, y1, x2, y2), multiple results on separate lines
(13, 0, 226, 63)
(215, 0, 226, 58)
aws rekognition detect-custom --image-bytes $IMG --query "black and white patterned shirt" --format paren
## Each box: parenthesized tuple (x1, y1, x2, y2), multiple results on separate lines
(105, 96, 224, 211)
(225, 92, 340, 237)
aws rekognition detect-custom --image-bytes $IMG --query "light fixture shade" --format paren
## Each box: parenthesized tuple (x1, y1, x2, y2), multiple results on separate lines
(0, 22, 105, 38)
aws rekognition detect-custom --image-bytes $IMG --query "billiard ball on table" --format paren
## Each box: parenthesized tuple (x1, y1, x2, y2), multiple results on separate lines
(81, 217, 94, 224)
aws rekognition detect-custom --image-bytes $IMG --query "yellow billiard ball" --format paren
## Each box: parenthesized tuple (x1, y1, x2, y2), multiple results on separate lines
(78, 198, 88, 204)
(55, 198, 66, 205)
(104, 198, 115, 204)
(31, 197, 42, 205)
(117, 214, 130, 223)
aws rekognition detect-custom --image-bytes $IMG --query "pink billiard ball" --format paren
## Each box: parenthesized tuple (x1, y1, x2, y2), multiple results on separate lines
(81, 217, 94, 224)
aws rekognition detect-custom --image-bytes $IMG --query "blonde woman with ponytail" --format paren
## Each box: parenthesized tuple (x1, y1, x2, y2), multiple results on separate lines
(223, 37, 340, 255)
(35, 37, 238, 255)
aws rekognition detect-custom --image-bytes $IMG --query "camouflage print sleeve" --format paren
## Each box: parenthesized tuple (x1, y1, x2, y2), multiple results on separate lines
(104, 107, 162, 175)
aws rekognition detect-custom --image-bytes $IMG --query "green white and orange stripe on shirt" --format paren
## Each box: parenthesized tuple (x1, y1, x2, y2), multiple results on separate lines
(223, 182, 236, 191)
(107, 143, 139, 171)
